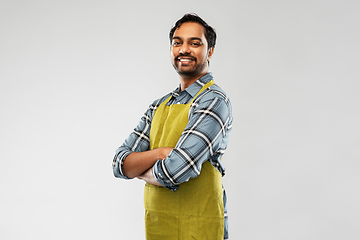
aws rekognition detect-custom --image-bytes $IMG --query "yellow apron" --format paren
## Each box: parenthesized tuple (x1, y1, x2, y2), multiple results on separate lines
(145, 80, 224, 240)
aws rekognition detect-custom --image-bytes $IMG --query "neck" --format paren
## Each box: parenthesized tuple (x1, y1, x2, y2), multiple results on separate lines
(179, 72, 209, 91)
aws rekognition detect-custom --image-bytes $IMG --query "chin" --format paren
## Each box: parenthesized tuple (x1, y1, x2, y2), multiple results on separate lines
(177, 69, 198, 76)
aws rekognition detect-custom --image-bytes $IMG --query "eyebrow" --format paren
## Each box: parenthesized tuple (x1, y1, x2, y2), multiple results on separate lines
(172, 36, 203, 42)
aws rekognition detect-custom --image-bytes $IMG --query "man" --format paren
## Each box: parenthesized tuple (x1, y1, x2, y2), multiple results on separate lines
(113, 13, 232, 240)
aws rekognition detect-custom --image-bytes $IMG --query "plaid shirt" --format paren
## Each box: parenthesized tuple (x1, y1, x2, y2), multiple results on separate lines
(113, 73, 232, 189)
(113, 72, 232, 239)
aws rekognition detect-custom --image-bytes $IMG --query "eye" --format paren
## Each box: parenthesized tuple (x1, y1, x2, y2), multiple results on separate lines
(191, 42, 201, 46)
(172, 41, 181, 46)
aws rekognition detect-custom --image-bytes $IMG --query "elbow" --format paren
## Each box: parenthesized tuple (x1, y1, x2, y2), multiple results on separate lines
(113, 150, 134, 179)
(175, 168, 201, 185)
(113, 166, 124, 179)
(113, 168, 120, 178)
(112, 160, 120, 178)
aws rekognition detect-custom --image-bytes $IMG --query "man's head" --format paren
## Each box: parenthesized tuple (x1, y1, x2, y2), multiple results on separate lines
(169, 14, 216, 79)
(169, 14, 217, 50)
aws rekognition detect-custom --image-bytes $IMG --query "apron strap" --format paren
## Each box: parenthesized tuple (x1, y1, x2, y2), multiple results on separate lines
(190, 79, 215, 104)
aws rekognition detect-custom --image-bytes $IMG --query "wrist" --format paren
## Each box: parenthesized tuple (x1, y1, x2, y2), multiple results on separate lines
(157, 147, 174, 160)
(157, 148, 166, 160)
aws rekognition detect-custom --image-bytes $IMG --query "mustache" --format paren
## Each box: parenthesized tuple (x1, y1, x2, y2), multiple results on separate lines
(175, 53, 196, 61)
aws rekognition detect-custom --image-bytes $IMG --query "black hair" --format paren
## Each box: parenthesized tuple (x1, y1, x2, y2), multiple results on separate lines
(169, 13, 216, 49)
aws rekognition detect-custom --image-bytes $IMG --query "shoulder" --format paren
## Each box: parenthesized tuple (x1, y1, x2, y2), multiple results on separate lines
(147, 92, 172, 113)
(189, 83, 233, 132)
(140, 92, 172, 123)
(194, 83, 232, 107)
(190, 83, 233, 123)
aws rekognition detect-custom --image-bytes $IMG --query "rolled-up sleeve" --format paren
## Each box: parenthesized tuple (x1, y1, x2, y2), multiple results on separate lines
(112, 104, 154, 179)
(152, 95, 232, 191)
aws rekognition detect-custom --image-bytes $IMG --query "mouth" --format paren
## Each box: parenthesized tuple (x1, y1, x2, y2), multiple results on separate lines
(176, 56, 196, 64)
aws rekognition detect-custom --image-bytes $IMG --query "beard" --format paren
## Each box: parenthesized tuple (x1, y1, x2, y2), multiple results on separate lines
(172, 54, 208, 77)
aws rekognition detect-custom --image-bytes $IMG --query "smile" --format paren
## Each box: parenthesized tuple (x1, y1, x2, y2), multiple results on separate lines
(180, 59, 193, 62)
(177, 57, 195, 63)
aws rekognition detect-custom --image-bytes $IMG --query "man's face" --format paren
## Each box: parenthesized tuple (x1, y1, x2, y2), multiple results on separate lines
(170, 22, 213, 78)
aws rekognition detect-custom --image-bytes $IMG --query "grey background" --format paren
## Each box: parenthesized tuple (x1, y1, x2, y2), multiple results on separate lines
(1, 0, 359, 239)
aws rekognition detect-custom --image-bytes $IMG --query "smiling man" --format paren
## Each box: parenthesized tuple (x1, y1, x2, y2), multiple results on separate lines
(170, 21, 214, 86)
(113, 13, 233, 240)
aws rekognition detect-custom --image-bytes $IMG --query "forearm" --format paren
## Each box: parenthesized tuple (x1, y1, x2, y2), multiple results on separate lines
(123, 147, 173, 179)
(123, 149, 160, 178)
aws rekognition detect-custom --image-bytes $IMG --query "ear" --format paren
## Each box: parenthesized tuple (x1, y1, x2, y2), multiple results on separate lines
(207, 47, 214, 62)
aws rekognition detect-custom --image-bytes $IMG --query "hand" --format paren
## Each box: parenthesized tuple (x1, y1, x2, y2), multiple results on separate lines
(137, 168, 163, 186)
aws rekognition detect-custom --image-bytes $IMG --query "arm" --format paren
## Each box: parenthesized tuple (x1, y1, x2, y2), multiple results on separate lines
(113, 95, 173, 180)
(152, 94, 232, 190)
(123, 147, 173, 179)
(112, 102, 155, 179)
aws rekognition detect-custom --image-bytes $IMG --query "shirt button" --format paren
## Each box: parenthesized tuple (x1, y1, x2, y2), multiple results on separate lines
(177, 102, 181, 104)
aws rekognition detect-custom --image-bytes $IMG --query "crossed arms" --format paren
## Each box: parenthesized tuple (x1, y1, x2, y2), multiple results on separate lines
(113, 85, 232, 191)
(123, 147, 173, 186)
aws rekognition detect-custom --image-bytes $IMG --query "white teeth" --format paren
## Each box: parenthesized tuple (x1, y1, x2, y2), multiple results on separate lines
(180, 59, 192, 62)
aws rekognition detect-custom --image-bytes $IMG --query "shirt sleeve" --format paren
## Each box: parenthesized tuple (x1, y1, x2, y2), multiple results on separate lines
(112, 104, 154, 179)
(152, 95, 232, 191)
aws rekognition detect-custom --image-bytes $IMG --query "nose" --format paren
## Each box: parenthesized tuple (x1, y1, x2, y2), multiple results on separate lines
(179, 43, 190, 54)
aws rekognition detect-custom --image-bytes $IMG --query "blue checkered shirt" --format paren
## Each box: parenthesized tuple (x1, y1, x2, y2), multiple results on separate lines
(113, 72, 232, 239)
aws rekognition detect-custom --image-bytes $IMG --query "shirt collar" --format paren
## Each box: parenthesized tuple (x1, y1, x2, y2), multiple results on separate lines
(171, 72, 213, 98)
